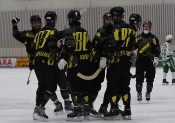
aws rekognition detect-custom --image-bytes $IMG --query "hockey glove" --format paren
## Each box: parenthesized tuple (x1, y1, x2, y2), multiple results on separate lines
(29, 61, 34, 70)
(99, 57, 107, 69)
(11, 17, 20, 25)
(153, 57, 159, 67)
(58, 59, 67, 70)
(57, 38, 65, 48)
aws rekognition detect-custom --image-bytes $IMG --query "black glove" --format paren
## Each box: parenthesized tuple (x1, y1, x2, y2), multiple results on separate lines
(29, 61, 34, 70)
(11, 17, 20, 25)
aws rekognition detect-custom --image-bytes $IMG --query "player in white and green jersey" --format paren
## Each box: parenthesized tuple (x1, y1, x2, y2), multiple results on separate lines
(161, 35, 175, 85)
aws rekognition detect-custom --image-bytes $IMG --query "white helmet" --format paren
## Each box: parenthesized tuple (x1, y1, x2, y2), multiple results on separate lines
(166, 35, 173, 41)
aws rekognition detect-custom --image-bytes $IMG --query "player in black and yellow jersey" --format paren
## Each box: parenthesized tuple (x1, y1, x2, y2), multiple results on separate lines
(12, 15, 42, 69)
(100, 7, 135, 120)
(12, 13, 72, 119)
(132, 20, 160, 102)
(89, 13, 114, 116)
(30, 11, 70, 121)
(57, 10, 91, 121)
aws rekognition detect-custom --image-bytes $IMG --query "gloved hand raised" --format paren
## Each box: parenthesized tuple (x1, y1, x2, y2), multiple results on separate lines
(153, 57, 159, 67)
(99, 57, 107, 69)
(11, 17, 20, 25)
(58, 59, 67, 70)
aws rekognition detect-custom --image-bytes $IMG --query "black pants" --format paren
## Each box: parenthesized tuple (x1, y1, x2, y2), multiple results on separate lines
(89, 62, 105, 104)
(55, 65, 69, 99)
(136, 59, 155, 83)
(135, 58, 155, 93)
(106, 62, 131, 108)
(34, 62, 57, 107)
(67, 66, 91, 93)
(67, 65, 91, 105)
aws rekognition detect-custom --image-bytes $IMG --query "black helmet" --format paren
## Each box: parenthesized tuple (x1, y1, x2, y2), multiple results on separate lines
(68, 10, 81, 24)
(30, 15, 41, 24)
(44, 11, 57, 23)
(109, 6, 125, 18)
(143, 20, 152, 27)
(103, 13, 112, 19)
(129, 13, 142, 25)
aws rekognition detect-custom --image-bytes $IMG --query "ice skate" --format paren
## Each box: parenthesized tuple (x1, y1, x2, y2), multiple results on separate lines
(137, 93, 142, 102)
(64, 101, 73, 112)
(89, 107, 99, 118)
(98, 104, 108, 118)
(33, 107, 39, 120)
(88, 103, 99, 118)
(66, 106, 83, 122)
(54, 101, 63, 115)
(146, 92, 150, 102)
(33, 105, 48, 122)
(121, 107, 131, 120)
(82, 104, 90, 120)
(172, 79, 175, 85)
(162, 79, 169, 85)
(103, 107, 120, 120)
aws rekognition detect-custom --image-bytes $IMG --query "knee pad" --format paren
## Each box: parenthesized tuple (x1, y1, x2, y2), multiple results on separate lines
(104, 91, 118, 107)
(80, 92, 89, 104)
(72, 92, 80, 105)
(147, 83, 153, 93)
(136, 83, 143, 93)
(122, 93, 131, 107)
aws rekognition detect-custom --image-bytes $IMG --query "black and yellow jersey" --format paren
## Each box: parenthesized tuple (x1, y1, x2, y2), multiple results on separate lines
(90, 25, 115, 63)
(12, 25, 38, 58)
(30, 25, 62, 66)
(108, 20, 136, 63)
(133, 32, 160, 60)
(62, 25, 91, 68)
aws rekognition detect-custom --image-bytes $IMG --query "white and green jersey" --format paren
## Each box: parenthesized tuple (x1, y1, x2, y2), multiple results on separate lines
(161, 42, 173, 61)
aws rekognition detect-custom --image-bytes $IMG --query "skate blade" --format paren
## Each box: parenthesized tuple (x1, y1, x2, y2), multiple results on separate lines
(54, 110, 64, 116)
(66, 117, 83, 122)
(33, 117, 38, 120)
(103, 115, 120, 120)
(172, 83, 175, 85)
(33, 114, 48, 122)
(138, 100, 142, 103)
(146, 100, 150, 103)
(122, 115, 131, 120)
(162, 83, 169, 85)
(83, 115, 90, 120)
(65, 110, 73, 114)
(90, 114, 102, 118)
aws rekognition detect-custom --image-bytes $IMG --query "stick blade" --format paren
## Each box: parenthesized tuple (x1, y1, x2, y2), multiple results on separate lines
(80, 8, 87, 15)
(27, 80, 30, 85)
(77, 69, 101, 80)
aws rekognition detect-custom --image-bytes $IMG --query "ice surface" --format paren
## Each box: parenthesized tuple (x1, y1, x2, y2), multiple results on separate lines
(0, 67, 175, 123)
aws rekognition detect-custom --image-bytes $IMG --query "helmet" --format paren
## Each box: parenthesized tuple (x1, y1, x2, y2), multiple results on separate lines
(30, 15, 41, 24)
(103, 13, 112, 19)
(143, 20, 152, 27)
(166, 35, 173, 41)
(44, 11, 57, 23)
(129, 13, 142, 25)
(68, 10, 81, 24)
(109, 6, 125, 18)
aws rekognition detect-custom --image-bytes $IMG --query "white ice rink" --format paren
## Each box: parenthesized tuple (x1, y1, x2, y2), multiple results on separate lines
(0, 67, 175, 123)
